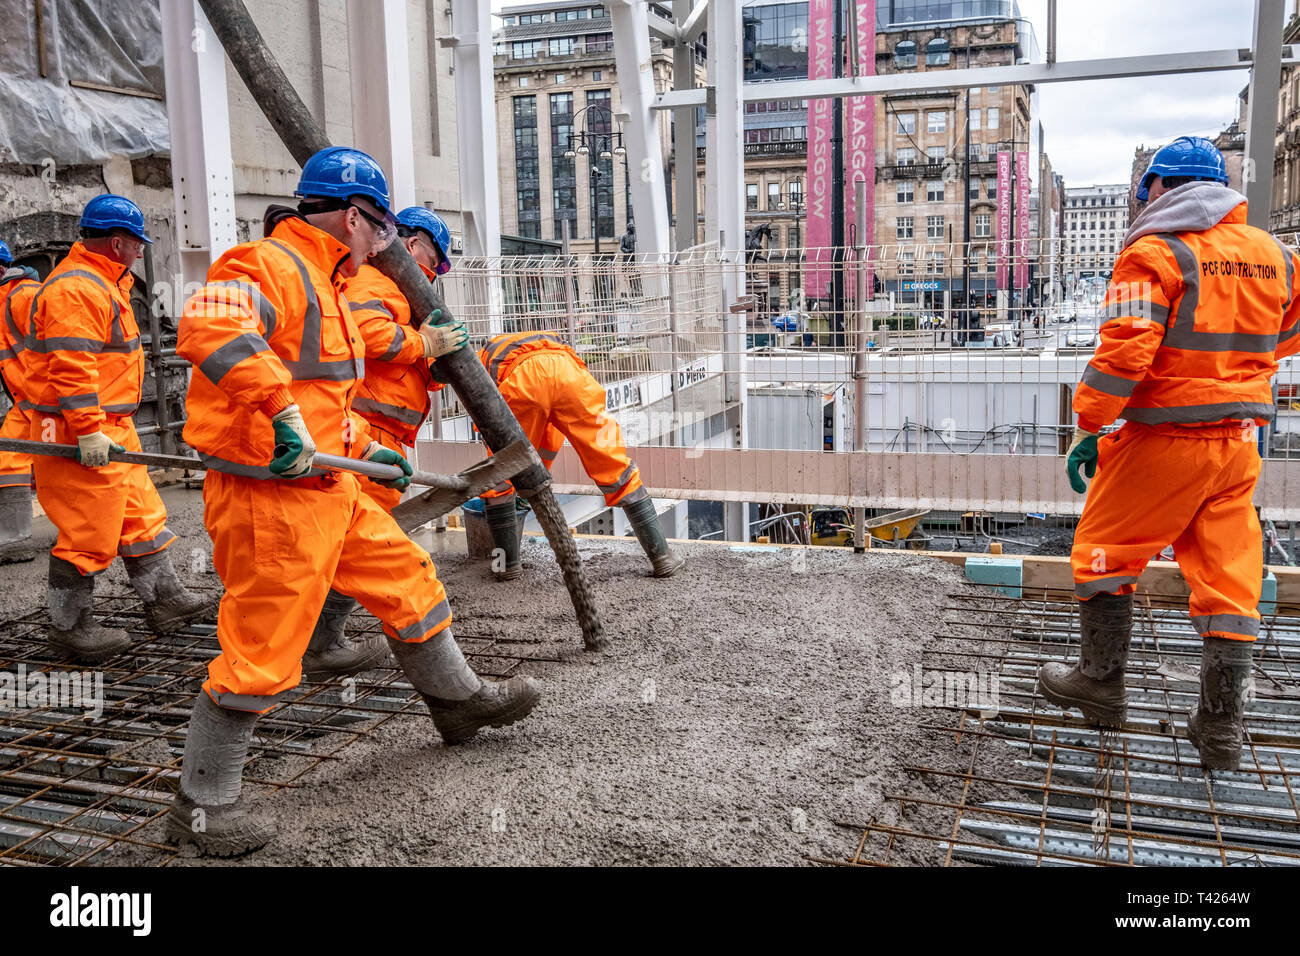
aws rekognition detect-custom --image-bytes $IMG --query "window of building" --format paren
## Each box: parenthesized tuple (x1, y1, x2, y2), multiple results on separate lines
(592, 70, 602, 81)
(768, 182, 781, 210)
(513, 96, 540, 239)
(549, 37, 577, 56)
(897, 112, 916, 135)
(550, 92, 576, 240)
(747, 184, 759, 211)
(897, 147, 916, 165)
(789, 181, 803, 207)
(927, 215, 944, 240)
(927, 180, 944, 202)
(926, 37, 951, 67)
(502, 16, 516, 26)
(969, 178, 979, 200)
(988, 85, 999, 93)
(899, 250, 915, 275)
(520, 13, 549, 25)
(897, 216, 914, 240)
(928, 251, 945, 275)
(975, 213, 991, 238)
(587, 89, 615, 238)
(970, 109, 981, 131)
(512, 40, 542, 59)
(987, 107, 999, 129)
(518, 77, 529, 87)
(591, 6, 608, 16)
(970, 86, 980, 97)
(898, 180, 914, 203)
(585, 33, 613, 54)
(894, 40, 918, 68)
(554, 74, 566, 84)
(927, 110, 947, 133)
(986, 177, 997, 199)
(927, 146, 946, 162)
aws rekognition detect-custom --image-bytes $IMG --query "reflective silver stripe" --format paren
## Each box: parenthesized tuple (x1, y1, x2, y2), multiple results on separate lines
(267, 239, 363, 383)
(1158, 234, 1280, 353)
(1100, 300, 1169, 327)
(27, 403, 59, 414)
(0, 348, 15, 362)
(379, 324, 406, 362)
(0, 474, 32, 486)
(199, 332, 272, 385)
(538, 448, 559, 461)
(348, 298, 393, 318)
(207, 690, 282, 713)
(352, 396, 424, 426)
(1122, 401, 1275, 425)
(103, 402, 140, 415)
(1081, 365, 1139, 399)
(3, 282, 34, 355)
(118, 529, 177, 557)
(1272, 236, 1296, 313)
(1280, 318, 1300, 347)
(57, 392, 100, 410)
(617, 485, 650, 505)
(32, 336, 110, 353)
(1190, 613, 1259, 638)
(597, 463, 638, 494)
(208, 279, 278, 338)
(391, 599, 453, 642)
(485, 332, 560, 381)
(197, 451, 281, 480)
(1075, 575, 1138, 599)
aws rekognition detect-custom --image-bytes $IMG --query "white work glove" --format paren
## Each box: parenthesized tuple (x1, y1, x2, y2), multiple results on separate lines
(76, 430, 125, 468)
(419, 311, 469, 359)
(269, 404, 317, 478)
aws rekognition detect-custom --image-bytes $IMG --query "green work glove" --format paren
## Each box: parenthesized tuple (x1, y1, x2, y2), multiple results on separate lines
(362, 441, 413, 491)
(269, 404, 316, 477)
(1065, 427, 1099, 494)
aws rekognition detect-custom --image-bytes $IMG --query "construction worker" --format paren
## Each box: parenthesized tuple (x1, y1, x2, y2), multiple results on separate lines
(302, 206, 456, 678)
(173, 146, 539, 856)
(0, 240, 39, 564)
(25, 197, 213, 662)
(478, 331, 684, 579)
(1039, 136, 1300, 771)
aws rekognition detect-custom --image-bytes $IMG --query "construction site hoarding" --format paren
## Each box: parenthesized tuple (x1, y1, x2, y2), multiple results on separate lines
(804, 0, 834, 302)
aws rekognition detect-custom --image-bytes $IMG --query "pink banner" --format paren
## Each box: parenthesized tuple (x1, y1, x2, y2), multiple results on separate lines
(804, 0, 834, 302)
(996, 152, 1011, 292)
(1015, 151, 1031, 290)
(843, 0, 876, 301)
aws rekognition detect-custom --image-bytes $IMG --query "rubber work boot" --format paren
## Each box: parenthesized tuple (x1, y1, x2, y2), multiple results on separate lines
(46, 555, 130, 664)
(0, 484, 36, 565)
(166, 693, 274, 857)
(1037, 592, 1132, 727)
(302, 589, 388, 679)
(123, 549, 218, 634)
(1187, 635, 1253, 771)
(622, 495, 685, 578)
(485, 497, 523, 581)
(386, 630, 541, 745)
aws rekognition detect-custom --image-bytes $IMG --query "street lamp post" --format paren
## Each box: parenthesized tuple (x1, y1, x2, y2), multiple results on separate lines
(564, 104, 627, 258)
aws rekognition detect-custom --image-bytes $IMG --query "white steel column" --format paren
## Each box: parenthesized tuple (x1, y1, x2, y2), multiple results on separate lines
(449, 0, 501, 258)
(160, 0, 237, 289)
(346, 0, 416, 210)
(607, 0, 670, 255)
(1245, 0, 1286, 230)
(709, 0, 748, 542)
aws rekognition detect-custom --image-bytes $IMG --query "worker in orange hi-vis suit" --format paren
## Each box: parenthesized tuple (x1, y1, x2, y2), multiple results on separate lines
(1038, 136, 1300, 773)
(0, 241, 40, 565)
(303, 207, 456, 679)
(477, 331, 684, 580)
(171, 147, 540, 858)
(24, 197, 213, 664)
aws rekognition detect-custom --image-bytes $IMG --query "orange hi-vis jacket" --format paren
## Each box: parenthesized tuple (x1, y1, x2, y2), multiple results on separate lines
(0, 273, 40, 402)
(179, 216, 369, 477)
(342, 262, 434, 446)
(1075, 202, 1300, 433)
(25, 243, 144, 439)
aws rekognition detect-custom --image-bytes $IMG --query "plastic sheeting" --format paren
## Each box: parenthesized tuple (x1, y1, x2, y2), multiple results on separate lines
(0, 0, 169, 165)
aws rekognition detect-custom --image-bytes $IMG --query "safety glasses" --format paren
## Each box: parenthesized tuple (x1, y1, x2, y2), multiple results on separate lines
(349, 203, 398, 254)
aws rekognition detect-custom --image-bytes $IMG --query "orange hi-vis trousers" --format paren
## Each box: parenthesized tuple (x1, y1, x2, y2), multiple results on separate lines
(201, 469, 452, 712)
(30, 416, 175, 575)
(355, 421, 406, 514)
(0, 402, 32, 489)
(481, 349, 647, 507)
(1071, 422, 1263, 642)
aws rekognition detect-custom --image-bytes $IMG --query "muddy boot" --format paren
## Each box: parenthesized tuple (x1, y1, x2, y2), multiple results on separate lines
(622, 495, 685, 578)
(387, 629, 541, 745)
(1187, 636, 1253, 771)
(0, 483, 35, 565)
(166, 693, 274, 857)
(46, 556, 130, 664)
(485, 497, 523, 581)
(302, 589, 387, 679)
(1037, 592, 1132, 727)
(123, 548, 218, 634)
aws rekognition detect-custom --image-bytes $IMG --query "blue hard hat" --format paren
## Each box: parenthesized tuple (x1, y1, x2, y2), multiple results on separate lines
(1137, 136, 1229, 202)
(80, 194, 152, 243)
(396, 206, 453, 275)
(0, 240, 11, 266)
(296, 146, 392, 214)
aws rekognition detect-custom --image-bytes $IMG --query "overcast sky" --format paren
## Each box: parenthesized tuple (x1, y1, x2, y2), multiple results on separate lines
(489, 0, 1279, 187)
